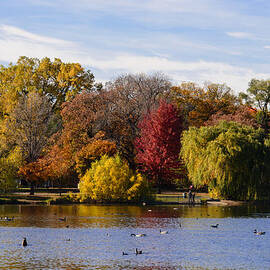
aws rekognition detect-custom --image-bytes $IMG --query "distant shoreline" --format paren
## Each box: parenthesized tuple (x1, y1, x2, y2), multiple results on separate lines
(0, 190, 265, 206)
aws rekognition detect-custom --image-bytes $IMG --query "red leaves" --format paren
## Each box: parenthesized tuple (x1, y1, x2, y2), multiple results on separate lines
(135, 100, 184, 185)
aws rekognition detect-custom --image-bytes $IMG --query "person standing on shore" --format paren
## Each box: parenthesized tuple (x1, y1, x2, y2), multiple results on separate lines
(192, 192, 195, 204)
(188, 189, 192, 204)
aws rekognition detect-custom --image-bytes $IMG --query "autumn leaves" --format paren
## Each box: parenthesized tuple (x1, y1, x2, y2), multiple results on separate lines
(0, 56, 267, 201)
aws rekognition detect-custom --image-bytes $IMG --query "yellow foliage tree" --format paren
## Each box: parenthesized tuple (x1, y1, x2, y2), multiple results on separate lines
(0, 56, 95, 115)
(78, 154, 151, 202)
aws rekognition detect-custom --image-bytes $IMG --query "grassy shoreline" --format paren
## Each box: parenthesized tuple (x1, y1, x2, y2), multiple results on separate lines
(0, 189, 247, 206)
(2, 189, 265, 206)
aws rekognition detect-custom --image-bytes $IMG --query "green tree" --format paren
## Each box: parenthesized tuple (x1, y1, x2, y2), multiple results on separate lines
(239, 79, 270, 134)
(78, 154, 151, 202)
(181, 121, 270, 200)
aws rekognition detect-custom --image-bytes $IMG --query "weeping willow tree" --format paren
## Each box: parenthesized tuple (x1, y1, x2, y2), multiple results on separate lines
(181, 121, 270, 200)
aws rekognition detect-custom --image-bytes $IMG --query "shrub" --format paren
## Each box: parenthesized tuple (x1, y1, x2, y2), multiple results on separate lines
(78, 154, 151, 203)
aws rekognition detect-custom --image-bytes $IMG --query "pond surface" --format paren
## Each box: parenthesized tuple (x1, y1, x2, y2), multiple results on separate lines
(0, 203, 270, 269)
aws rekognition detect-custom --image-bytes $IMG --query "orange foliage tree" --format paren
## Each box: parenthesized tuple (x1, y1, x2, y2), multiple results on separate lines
(18, 157, 50, 186)
(36, 91, 115, 186)
(75, 135, 116, 177)
(170, 82, 239, 127)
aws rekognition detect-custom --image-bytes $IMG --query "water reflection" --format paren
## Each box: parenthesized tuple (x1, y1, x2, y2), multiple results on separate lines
(1, 204, 270, 228)
(0, 204, 270, 269)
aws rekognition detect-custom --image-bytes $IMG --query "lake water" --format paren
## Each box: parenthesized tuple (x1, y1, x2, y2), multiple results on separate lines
(0, 203, 270, 270)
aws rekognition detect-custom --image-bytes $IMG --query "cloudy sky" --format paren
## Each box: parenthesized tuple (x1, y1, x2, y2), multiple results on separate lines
(1, 0, 270, 92)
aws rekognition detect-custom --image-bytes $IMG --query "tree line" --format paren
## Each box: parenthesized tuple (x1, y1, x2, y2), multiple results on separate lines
(1, 56, 270, 201)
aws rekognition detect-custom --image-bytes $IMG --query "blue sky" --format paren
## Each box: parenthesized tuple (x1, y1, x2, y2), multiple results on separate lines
(1, 0, 270, 92)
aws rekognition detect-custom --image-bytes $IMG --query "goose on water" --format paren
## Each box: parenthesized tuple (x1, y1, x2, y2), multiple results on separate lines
(22, 237, 27, 247)
(211, 224, 219, 228)
(130, 233, 146, 237)
(135, 248, 142, 255)
(254, 229, 266, 235)
(160, 229, 168, 234)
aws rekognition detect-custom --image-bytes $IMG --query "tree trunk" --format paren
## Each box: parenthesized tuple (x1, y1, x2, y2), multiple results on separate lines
(157, 177, 162, 194)
(30, 182, 35, 195)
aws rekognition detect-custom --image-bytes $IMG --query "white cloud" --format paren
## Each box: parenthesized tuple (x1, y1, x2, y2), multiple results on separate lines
(226, 32, 254, 39)
(0, 24, 79, 63)
(89, 54, 270, 92)
(0, 25, 73, 46)
(0, 24, 269, 93)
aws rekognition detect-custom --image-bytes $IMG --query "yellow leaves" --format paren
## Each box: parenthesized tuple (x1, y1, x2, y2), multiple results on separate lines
(78, 154, 150, 202)
(7, 146, 22, 167)
(0, 146, 23, 192)
(0, 56, 95, 117)
(56, 62, 85, 100)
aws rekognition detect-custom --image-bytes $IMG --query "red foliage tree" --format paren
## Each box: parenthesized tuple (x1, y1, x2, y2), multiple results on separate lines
(135, 100, 184, 192)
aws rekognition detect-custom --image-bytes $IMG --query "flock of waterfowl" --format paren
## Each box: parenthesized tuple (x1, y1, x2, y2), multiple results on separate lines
(123, 229, 169, 255)
(122, 221, 266, 255)
(1, 214, 267, 254)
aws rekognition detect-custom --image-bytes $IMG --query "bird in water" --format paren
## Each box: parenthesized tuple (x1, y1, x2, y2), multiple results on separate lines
(130, 233, 146, 237)
(59, 217, 66, 221)
(135, 248, 142, 255)
(122, 252, 128, 255)
(254, 229, 266, 235)
(22, 237, 27, 247)
(160, 229, 168, 234)
(211, 224, 219, 228)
